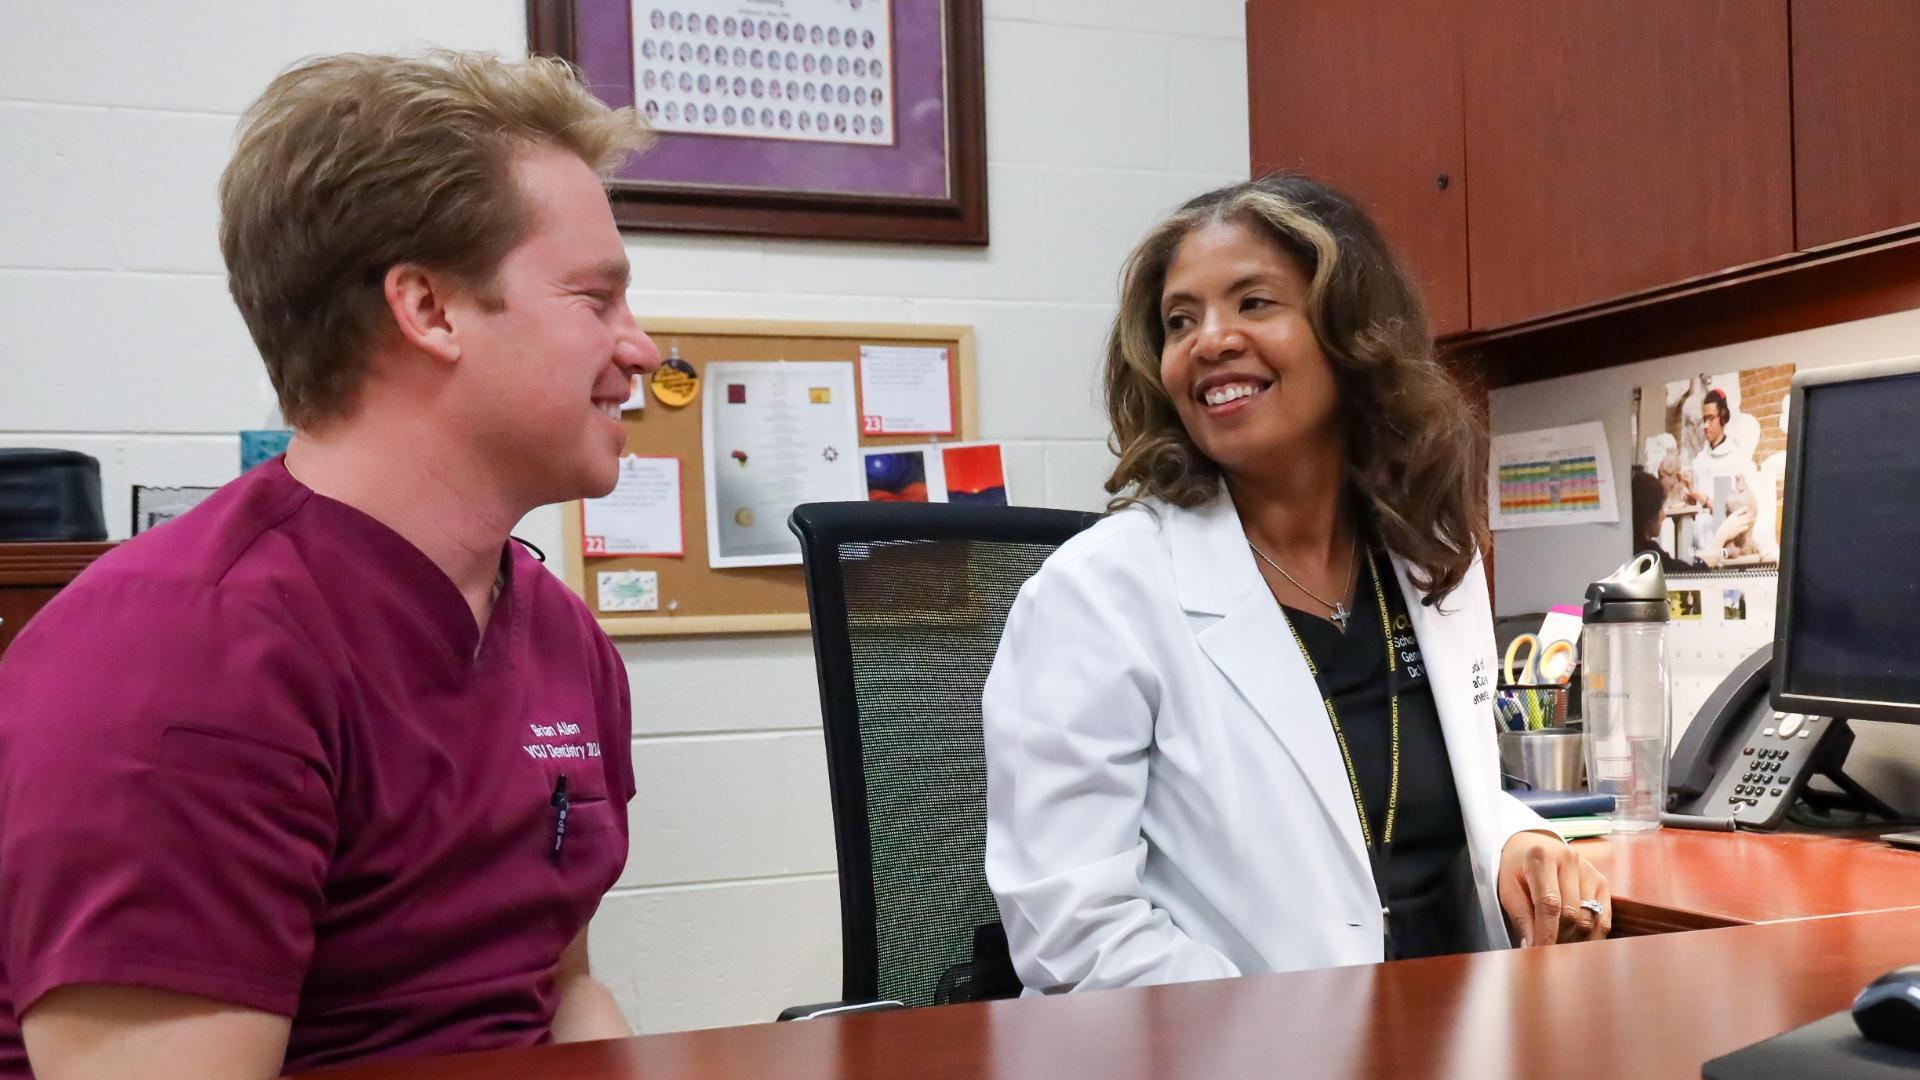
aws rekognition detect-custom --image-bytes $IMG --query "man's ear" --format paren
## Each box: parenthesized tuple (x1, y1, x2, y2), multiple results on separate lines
(383, 263, 461, 365)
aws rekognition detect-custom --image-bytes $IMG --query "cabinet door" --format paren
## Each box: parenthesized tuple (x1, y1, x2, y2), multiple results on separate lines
(1246, 0, 1469, 335)
(1791, 0, 1920, 249)
(1463, 0, 1794, 329)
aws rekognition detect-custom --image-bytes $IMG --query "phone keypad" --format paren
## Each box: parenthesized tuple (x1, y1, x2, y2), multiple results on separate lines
(1731, 748, 1791, 799)
(1720, 717, 1820, 816)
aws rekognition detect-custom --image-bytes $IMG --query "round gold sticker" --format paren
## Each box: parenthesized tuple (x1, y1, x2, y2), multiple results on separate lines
(651, 348, 700, 408)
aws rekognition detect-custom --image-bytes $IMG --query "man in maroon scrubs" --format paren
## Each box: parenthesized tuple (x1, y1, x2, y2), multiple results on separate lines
(0, 51, 660, 1078)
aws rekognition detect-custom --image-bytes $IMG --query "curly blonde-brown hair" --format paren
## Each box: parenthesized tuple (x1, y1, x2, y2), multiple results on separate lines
(1103, 173, 1487, 604)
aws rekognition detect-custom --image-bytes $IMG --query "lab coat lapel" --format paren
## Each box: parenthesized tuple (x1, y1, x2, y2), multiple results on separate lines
(1387, 553, 1494, 783)
(1390, 552, 1509, 944)
(1169, 497, 1374, 883)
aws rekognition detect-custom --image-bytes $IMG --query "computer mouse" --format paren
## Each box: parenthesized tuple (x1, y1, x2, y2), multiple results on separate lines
(1852, 965, 1920, 1051)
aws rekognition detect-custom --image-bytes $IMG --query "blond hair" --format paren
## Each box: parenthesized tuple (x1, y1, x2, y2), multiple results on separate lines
(1103, 174, 1488, 604)
(219, 50, 653, 429)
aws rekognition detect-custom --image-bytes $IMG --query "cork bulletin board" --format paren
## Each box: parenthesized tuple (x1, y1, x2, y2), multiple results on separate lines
(561, 317, 979, 637)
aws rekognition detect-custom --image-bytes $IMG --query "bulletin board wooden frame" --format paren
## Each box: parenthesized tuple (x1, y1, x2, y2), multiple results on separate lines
(562, 318, 979, 637)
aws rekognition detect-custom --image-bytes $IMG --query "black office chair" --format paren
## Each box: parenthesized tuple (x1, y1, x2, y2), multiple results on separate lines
(782, 501, 1100, 1019)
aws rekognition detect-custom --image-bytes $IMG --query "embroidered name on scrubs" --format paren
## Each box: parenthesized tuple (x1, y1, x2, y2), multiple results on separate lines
(523, 719, 602, 761)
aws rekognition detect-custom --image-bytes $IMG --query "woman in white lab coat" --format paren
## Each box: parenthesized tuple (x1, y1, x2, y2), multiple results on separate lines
(982, 174, 1611, 994)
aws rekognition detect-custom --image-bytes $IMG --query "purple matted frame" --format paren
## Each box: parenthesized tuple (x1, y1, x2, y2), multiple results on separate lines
(529, 0, 986, 245)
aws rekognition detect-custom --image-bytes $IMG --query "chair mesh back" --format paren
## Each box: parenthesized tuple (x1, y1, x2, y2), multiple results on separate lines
(837, 536, 1057, 1006)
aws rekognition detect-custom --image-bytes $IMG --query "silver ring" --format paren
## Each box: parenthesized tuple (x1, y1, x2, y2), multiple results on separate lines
(1579, 899, 1604, 915)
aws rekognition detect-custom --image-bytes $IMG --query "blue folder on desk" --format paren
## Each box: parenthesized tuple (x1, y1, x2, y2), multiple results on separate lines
(1509, 789, 1616, 818)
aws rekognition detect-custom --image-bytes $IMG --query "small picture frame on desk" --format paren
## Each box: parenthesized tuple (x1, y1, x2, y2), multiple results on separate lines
(528, 0, 988, 245)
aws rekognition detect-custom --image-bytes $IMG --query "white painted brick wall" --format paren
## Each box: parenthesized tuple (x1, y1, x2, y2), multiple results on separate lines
(0, 0, 1248, 1036)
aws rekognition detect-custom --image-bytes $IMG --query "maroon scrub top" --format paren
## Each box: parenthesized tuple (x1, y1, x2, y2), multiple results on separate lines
(0, 458, 634, 1075)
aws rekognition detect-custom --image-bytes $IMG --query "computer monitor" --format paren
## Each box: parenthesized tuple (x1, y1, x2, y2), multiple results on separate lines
(1774, 355, 1920, 724)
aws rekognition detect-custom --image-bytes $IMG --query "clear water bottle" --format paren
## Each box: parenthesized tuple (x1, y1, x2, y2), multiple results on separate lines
(1581, 552, 1671, 832)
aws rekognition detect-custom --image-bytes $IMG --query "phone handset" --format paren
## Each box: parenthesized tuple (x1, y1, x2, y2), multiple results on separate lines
(1668, 643, 1773, 805)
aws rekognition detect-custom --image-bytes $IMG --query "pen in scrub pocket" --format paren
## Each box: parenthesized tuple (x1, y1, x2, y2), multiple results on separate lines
(550, 774, 569, 864)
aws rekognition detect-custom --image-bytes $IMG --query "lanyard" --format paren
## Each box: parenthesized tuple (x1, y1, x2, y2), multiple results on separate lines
(1275, 549, 1402, 959)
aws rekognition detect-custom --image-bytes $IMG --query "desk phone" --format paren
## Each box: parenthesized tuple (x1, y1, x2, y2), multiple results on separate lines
(1669, 644, 1897, 828)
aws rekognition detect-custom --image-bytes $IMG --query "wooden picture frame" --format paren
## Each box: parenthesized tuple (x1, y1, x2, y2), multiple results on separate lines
(528, 0, 988, 245)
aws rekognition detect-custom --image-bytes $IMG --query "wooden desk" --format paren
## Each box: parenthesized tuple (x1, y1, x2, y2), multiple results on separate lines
(1578, 828, 1920, 934)
(298, 906, 1920, 1080)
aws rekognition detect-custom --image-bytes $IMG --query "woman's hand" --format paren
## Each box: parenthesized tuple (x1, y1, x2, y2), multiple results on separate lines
(1497, 831, 1611, 946)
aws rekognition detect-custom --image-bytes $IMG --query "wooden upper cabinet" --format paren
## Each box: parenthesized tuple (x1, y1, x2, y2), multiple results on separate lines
(1461, 1, 1795, 330)
(1791, 1, 1920, 250)
(1246, 0, 1470, 336)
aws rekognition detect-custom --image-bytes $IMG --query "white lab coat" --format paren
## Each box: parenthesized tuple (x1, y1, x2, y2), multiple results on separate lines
(982, 493, 1553, 993)
(1691, 433, 1776, 561)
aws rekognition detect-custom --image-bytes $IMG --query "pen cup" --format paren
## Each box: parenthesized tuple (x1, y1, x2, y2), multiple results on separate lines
(1499, 729, 1588, 792)
(1497, 680, 1575, 730)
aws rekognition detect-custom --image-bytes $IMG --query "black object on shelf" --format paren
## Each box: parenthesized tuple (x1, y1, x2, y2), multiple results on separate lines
(0, 449, 106, 542)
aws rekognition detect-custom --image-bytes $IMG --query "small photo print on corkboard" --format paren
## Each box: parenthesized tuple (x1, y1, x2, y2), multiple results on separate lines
(940, 442, 1008, 506)
(863, 447, 938, 502)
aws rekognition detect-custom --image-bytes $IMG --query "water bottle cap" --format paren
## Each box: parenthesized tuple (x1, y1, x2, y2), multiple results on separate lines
(1583, 551, 1669, 624)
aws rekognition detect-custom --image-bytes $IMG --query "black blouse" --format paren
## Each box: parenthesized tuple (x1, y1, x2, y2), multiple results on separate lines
(1283, 557, 1478, 961)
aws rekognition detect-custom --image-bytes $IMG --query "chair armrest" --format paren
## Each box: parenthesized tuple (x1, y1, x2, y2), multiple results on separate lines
(776, 1000, 909, 1022)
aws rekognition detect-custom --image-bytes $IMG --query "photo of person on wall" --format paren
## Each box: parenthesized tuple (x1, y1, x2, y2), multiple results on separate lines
(1632, 364, 1792, 572)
